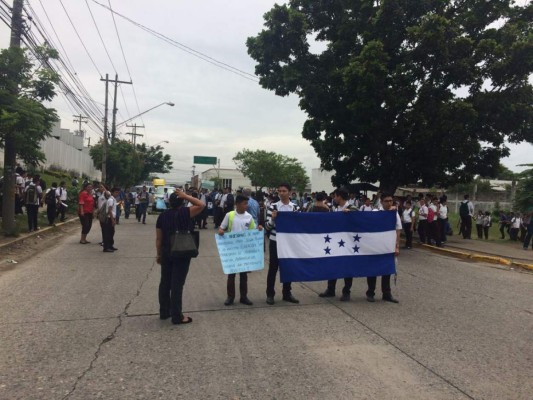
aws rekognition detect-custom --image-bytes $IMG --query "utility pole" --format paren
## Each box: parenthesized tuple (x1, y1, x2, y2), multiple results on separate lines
(101, 74, 109, 184)
(104, 74, 132, 143)
(125, 123, 144, 146)
(73, 114, 88, 137)
(1, 0, 24, 235)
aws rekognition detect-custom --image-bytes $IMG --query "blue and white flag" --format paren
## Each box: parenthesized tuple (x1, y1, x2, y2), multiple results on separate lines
(275, 211, 397, 282)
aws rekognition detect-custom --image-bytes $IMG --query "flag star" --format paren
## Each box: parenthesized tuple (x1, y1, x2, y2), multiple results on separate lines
(324, 234, 332, 243)
(324, 246, 331, 255)
(353, 234, 361, 242)
(338, 239, 345, 247)
(352, 245, 360, 253)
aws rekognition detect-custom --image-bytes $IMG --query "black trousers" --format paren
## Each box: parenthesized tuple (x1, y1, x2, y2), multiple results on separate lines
(79, 214, 93, 234)
(403, 222, 413, 248)
(57, 202, 66, 221)
(476, 224, 483, 239)
(138, 203, 147, 222)
(326, 278, 353, 294)
(483, 226, 489, 240)
(429, 221, 441, 246)
(418, 220, 428, 243)
(159, 254, 191, 320)
(46, 204, 56, 225)
(366, 275, 391, 297)
(26, 204, 39, 231)
(266, 240, 292, 298)
(461, 216, 472, 239)
(499, 224, 506, 239)
(227, 273, 248, 298)
(102, 219, 115, 250)
(439, 218, 448, 242)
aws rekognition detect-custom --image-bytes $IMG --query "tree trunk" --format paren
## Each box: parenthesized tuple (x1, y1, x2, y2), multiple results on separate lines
(2, 135, 17, 235)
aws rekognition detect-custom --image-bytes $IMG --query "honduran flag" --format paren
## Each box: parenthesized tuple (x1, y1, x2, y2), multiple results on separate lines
(275, 211, 397, 283)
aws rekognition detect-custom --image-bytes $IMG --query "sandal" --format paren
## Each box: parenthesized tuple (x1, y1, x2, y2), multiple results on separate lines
(172, 316, 193, 325)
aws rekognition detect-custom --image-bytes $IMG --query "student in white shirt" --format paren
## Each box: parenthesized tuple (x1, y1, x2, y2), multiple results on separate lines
(509, 213, 521, 241)
(360, 197, 373, 211)
(482, 211, 492, 240)
(438, 199, 448, 243)
(417, 198, 429, 244)
(218, 194, 263, 306)
(401, 200, 415, 249)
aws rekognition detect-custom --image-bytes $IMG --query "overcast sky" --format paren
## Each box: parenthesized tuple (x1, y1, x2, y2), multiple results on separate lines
(1, 1, 531, 183)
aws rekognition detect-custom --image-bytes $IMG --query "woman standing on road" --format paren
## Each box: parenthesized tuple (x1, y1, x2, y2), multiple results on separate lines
(78, 183, 95, 244)
(156, 189, 204, 325)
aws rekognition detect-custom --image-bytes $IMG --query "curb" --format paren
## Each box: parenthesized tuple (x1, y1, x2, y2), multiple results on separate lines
(414, 242, 533, 271)
(0, 217, 78, 250)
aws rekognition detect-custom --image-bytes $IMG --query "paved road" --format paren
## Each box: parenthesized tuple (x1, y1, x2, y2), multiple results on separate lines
(0, 215, 532, 399)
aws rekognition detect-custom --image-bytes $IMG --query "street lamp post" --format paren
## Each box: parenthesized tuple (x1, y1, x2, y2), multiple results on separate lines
(116, 102, 175, 129)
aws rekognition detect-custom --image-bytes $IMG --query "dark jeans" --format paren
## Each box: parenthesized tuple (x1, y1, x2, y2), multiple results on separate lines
(26, 204, 39, 231)
(510, 228, 519, 241)
(266, 240, 292, 298)
(461, 216, 472, 239)
(499, 224, 506, 239)
(476, 224, 483, 239)
(523, 226, 533, 249)
(227, 273, 248, 299)
(403, 222, 413, 248)
(124, 202, 131, 218)
(46, 204, 56, 225)
(79, 213, 93, 234)
(325, 278, 353, 294)
(159, 254, 191, 320)
(102, 219, 115, 250)
(138, 203, 148, 223)
(58, 202, 66, 221)
(214, 206, 223, 227)
(429, 221, 441, 246)
(439, 218, 448, 242)
(115, 206, 121, 224)
(483, 226, 489, 240)
(418, 220, 428, 243)
(366, 275, 391, 297)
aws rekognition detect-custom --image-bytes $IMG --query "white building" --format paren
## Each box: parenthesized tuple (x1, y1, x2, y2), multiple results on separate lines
(200, 168, 252, 190)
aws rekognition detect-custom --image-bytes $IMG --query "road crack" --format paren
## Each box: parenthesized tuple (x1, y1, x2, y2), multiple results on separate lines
(61, 259, 157, 400)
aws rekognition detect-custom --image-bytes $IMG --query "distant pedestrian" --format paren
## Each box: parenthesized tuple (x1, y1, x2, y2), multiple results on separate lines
(45, 182, 58, 226)
(499, 212, 508, 239)
(78, 183, 95, 244)
(56, 181, 68, 222)
(523, 210, 533, 250)
(482, 211, 492, 240)
(402, 200, 415, 249)
(137, 186, 149, 224)
(509, 213, 521, 241)
(24, 176, 42, 232)
(476, 210, 484, 239)
(459, 194, 474, 239)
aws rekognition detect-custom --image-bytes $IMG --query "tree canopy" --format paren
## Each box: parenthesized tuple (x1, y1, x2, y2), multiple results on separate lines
(90, 140, 173, 187)
(247, 0, 533, 193)
(233, 149, 309, 192)
(514, 164, 533, 212)
(0, 46, 59, 165)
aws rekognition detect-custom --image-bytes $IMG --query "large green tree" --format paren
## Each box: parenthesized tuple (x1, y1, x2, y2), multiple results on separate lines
(90, 140, 173, 187)
(247, 0, 532, 193)
(1, 45, 59, 234)
(514, 164, 533, 212)
(233, 148, 309, 192)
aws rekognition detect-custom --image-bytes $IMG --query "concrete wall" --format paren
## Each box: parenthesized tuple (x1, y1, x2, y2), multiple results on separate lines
(0, 121, 100, 180)
(201, 168, 252, 190)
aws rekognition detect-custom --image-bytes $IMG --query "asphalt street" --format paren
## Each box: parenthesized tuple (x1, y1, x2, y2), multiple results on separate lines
(0, 215, 532, 400)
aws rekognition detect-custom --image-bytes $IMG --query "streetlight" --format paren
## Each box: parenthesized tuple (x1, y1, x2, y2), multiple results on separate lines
(151, 140, 169, 147)
(116, 102, 175, 128)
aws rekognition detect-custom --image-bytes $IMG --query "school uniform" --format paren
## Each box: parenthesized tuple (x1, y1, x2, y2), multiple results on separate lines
(402, 208, 415, 248)
(418, 204, 429, 243)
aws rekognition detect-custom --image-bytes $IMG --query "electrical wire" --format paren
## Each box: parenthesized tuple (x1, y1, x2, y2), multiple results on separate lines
(90, 0, 260, 83)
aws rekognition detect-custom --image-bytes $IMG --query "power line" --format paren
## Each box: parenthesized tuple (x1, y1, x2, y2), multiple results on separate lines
(57, 0, 103, 78)
(89, 0, 260, 83)
(84, 0, 117, 74)
(106, 0, 144, 126)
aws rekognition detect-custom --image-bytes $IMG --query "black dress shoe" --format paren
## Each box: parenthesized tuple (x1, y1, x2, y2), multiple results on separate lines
(266, 296, 275, 305)
(383, 294, 399, 303)
(282, 295, 299, 304)
(240, 297, 253, 306)
(340, 293, 350, 302)
(318, 290, 335, 298)
(366, 294, 375, 302)
(103, 249, 114, 253)
(111, 247, 118, 251)
(224, 297, 234, 306)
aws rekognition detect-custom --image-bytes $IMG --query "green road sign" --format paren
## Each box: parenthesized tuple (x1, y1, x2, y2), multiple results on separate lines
(193, 156, 217, 165)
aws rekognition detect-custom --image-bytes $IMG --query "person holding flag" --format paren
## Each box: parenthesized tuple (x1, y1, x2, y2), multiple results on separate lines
(318, 187, 359, 301)
(218, 194, 263, 306)
(365, 193, 401, 303)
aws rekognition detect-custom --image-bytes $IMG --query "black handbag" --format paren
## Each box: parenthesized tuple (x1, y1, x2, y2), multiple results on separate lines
(170, 231, 199, 258)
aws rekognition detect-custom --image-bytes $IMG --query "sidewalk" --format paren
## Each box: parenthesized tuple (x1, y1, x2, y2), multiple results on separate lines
(410, 232, 533, 270)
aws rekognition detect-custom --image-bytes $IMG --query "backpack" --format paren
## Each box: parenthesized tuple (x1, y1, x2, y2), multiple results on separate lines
(459, 201, 469, 217)
(25, 185, 37, 204)
(45, 189, 56, 205)
(427, 207, 435, 223)
(97, 202, 108, 223)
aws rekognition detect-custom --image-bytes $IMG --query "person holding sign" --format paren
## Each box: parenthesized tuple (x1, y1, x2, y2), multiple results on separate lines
(218, 194, 263, 306)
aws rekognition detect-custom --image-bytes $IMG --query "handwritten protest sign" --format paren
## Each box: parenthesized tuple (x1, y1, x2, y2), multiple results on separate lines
(215, 230, 264, 275)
